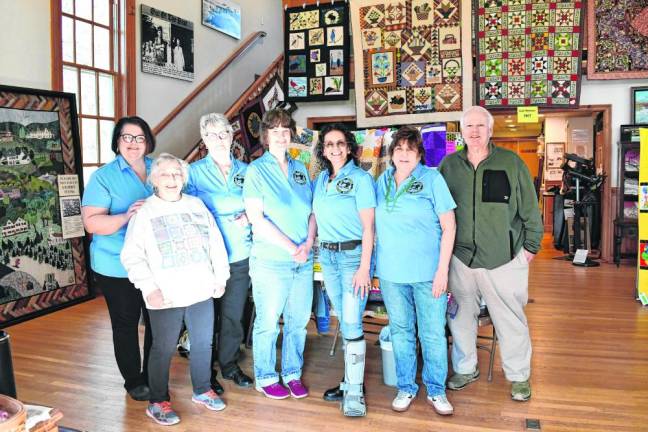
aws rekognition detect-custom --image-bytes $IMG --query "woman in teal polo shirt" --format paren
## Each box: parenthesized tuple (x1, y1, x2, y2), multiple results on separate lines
(81, 116, 155, 401)
(243, 109, 315, 400)
(312, 124, 375, 417)
(375, 126, 456, 415)
(186, 113, 253, 393)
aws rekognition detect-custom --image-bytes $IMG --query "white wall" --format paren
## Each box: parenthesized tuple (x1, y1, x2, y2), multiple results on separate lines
(0, 0, 52, 90)
(136, 0, 284, 157)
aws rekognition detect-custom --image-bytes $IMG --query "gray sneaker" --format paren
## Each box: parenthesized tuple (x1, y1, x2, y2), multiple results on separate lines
(511, 380, 531, 401)
(447, 368, 480, 390)
(146, 402, 180, 426)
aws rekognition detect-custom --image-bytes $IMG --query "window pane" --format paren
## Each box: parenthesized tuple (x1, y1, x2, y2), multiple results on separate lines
(75, 0, 92, 20)
(81, 118, 98, 164)
(98, 73, 114, 117)
(83, 166, 98, 187)
(63, 66, 79, 110)
(93, 0, 109, 25)
(75, 20, 93, 66)
(62, 16, 75, 62)
(80, 69, 97, 115)
(62, 0, 74, 14)
(99, 120, 115, 163)
(94, 26, 110, 70)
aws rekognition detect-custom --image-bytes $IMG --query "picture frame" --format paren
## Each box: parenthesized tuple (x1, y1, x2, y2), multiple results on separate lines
(631, 87, 648, 124)
(238, 99, 264, 158)
(0, 85, 92, 327)
(201, 0, 241, 40)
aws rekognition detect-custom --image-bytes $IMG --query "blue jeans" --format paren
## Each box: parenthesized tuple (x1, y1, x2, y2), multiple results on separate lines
(379, 279, 448, 397)
(319, 245, 368, 340)
(250, 257, 313, 387)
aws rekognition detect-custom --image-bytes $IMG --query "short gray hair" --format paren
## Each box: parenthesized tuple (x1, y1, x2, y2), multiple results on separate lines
(460, 106, 494, 130)
(199, 113, 233, 138)
(148, 152, 189, 188)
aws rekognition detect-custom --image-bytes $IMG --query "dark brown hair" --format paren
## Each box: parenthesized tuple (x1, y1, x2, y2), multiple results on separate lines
(111, 116, 156, 155)
(315, 123, 359, 174)
(388, 125, 425, 166)
(259, 108, 295, 147)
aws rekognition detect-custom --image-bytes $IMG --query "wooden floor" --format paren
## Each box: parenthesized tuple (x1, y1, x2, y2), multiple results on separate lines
(7, 239, 648, 432)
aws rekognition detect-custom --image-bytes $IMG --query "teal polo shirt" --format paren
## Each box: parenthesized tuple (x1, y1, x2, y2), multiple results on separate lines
(375, 163, 456, 283)
(313, 160, 376, 243)
(186, 155, 251, 263)
(81, 155, 153, 277)
(243, 151, 312, 261)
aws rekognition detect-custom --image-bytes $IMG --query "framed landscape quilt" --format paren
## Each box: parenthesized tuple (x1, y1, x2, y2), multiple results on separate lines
(475, 0, 585, 108)
(0, 85, 92, 327)
(351, 0, 473, 128)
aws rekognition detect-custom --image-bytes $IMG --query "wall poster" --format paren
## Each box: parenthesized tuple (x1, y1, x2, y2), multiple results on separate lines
(141, 4, 195, 81)
(201, 0, 242, 39)
(0, 85, 92, 327)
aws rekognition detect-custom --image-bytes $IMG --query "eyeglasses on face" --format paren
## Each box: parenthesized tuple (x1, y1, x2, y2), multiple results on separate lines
(120, 134, 147, 144)
(324, 140, 348, 149)
(204, 131, 231, 140)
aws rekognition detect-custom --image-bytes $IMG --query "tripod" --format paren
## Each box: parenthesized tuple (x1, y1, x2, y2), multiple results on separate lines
(571, 177, 600, 267)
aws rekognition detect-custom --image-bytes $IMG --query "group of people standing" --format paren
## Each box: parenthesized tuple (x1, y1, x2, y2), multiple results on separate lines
(81, 105, 542, 426)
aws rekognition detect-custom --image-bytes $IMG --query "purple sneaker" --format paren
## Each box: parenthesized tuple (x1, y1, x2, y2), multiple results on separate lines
(286, 379, 309, 399)
(256, 382, 290, 400)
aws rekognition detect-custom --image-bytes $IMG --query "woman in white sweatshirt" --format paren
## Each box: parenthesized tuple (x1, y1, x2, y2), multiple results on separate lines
(121, 153, 230, 426)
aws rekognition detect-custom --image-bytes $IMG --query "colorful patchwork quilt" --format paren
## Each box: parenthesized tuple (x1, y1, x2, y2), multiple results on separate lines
(476, 0, 584, 107)
(284, 3, 350, 101)
(351, 0, 472, 128)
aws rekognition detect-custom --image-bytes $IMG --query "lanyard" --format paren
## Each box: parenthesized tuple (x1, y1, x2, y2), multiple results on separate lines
(384, 174, 416, 213)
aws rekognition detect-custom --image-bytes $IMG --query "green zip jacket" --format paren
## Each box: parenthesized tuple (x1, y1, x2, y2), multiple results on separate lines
(439, 144, 543, 270)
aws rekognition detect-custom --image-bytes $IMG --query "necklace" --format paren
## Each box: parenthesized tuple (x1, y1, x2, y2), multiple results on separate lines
(384, 173, 416, 213)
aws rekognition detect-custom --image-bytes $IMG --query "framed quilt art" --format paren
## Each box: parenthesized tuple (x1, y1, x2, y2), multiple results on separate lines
(0, 85, 92, 327)
(475, 0, 584, 108)
(351, 0, 473, 128)
(587, 0, 648, 80)
(284, 3, 351, 102)
(239, 99, 264, 158)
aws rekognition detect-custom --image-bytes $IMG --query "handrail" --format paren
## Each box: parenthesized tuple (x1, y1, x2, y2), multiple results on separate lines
(184, 54, 284, 162)
(152, 31, 267, 136)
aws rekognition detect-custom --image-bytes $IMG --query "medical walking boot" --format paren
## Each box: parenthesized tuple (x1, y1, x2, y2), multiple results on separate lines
(340, 338, 366, 417)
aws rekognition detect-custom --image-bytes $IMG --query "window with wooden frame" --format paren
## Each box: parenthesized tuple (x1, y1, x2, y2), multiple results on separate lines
(51, 0, 134, 184)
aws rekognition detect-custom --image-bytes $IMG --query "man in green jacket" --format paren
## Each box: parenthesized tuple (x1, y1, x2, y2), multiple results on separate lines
(439, 106, 543, 402)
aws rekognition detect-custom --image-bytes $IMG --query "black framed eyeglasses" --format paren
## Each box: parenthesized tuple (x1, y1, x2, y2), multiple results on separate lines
(120, 134, 147, 144)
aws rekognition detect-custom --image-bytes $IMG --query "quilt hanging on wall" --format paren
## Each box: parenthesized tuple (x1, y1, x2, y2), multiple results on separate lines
(283, 3, 350, 102)
(350, 0, 473, 128)
(586, 0, 648, 79)
(476, 0, 584, 108)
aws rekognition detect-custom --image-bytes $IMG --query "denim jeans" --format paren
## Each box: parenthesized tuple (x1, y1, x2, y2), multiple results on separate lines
(379, 279, 448, 397)
(250, 257, 313, 387)
(147, 298, 214, 402)
(319, 245, 368, 340)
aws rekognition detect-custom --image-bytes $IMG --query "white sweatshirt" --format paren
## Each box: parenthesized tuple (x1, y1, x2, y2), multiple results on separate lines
(121, 194, 230, 309)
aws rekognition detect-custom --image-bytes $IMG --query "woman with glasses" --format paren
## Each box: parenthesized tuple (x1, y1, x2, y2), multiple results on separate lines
(375, 126, 456, 415)
(81, 116, 156, 401)
(243, 109, 315, 400)
(312, 124, 375, 417)
(186, 113, 254, 394)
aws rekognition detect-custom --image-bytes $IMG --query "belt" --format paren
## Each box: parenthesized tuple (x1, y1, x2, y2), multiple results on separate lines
(319, 240, 362, 252)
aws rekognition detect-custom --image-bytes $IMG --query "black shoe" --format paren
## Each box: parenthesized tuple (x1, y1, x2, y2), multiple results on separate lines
(127, 384, 150, 401)
(211, 377, 225, 395)
(222, 366, 253, 388)
(323, 385, 343, 402)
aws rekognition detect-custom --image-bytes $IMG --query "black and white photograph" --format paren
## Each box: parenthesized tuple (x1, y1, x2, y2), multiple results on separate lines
(141, 4, 194, 81)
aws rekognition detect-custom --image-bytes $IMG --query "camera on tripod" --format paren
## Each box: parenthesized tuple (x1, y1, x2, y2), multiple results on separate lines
(560, 153, 604, 192)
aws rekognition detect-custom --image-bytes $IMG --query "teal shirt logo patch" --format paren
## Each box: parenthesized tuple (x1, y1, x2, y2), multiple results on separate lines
(293, 170, 307, 185)
(407, 181, 424, 194)
(233, 173, 245, 187)
(335, 177, 354, 194)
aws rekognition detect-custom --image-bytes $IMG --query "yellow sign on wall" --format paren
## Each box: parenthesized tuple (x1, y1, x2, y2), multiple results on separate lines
(637, 129, 648, 304)
(517, 106, 539, 123)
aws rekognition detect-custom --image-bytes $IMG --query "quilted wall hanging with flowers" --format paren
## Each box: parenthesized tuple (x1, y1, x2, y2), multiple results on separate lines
(350, 0, 473, 128)
(586, 0, 648, 79)
(476, 0, 584, 108)
(283, 2, 351, 102)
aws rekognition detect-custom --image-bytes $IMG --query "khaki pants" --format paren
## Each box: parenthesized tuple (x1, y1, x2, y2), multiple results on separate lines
(448, 252, 532, 382)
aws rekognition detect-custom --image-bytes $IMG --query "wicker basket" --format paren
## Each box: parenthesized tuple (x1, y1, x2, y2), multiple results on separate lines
(0, 395, 26, 432)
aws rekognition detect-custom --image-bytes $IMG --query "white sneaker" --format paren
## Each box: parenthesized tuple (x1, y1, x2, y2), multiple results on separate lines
(391, 391, 416, 412)
(427, 394, 454, 416)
